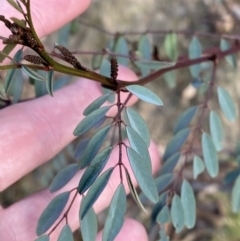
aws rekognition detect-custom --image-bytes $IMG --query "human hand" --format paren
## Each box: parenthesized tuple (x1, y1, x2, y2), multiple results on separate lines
(0, 1, 161, 240)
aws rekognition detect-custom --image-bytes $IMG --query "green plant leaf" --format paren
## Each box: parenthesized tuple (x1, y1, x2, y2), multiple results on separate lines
(232, 174, 240, 212)
(155, 173, 173, 193)
(164, 70, 177, 89)
(7, 0, 23, 13)
(202, 133, 219, 177)
(124, 167, 147, 213)
(157, 205, 171, 224)
(126, 107, 150, 147)
(224, 168, 240, 185)
(103, 184, 127, 241)
(181, 180, 196, 229)
(159, 152, 181, 175)
(193, 155, 205, 179)
(57, 224, 74, 241)
(189, 36, 202, 78)
(46, 70, 54, 97)
(209, 111, 224, 151)
(74, 138, 91, 161)
(80, 168, 114, 219)
(173, 106, 198, 135)
(163, 128, 190, 162)
(8, 69, 23, 103)
(100, 58, 111, 77)
(113, 36, 129, 66)
(138, 35, 151, 60)
(171, 194, 185, 233)
(58, 23, 70, 46)
(158, 229, 170, 241)
(164, 33, 178, 61)
(220, 38, 237, 68)
(10, 17, 26, 28)
(79, 125, 111, 169)
(4, 49, 22, 94)
(78, 147, 113, 194)
(22, 66, 46, 81)
(34, 235, 49, 241)
(36, 191, 70, 236)
(217, 87, 237, 121)
(126, 85, 163, 106)
(83, 93, 112, 116)
(0, 44, 17, 63)
(127, 147, 158, 203)
(49, 164, 78, 192)
(80, 205, 98, 241)
(73, 106, 110, 136)
(126, 126, 151, 171)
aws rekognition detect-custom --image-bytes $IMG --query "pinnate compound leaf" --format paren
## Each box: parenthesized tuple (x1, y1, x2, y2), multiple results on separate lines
(113, 36, 129, 66)
(157, 205, 171, 224)
(232, 175, 240, 212)
(22, 66, 45, 81)
(79, 125, 111, 169)
(126, 85, 163, 106)
(83, 94, 112, 116)
(164, 33, 178, 61)
(74, 138, 91, 161)
(57, 224, 74, 241)
(92, 54, 103, 70)
(78, 147, 113, 194)
(46, 70, 54, 97)
(217, 87, 237, 121)
(163, 128, 190, 162)
(189, 36, 202, 78)
(210, 111, 224, 151)
(126, 126, 151, 171)
(36, 191, 70, 236)
(127, 147, 158, 203)
(80, 206, 98, 241)
(0, 44, 17, 63)
(80, 168, 114, 219)
(49, 164, 78, 192)
(220, 38, 237, 68)
(181, 180, 196, 229)
(171, 194, 185, 233)
(125, 167, 147, 213)
(34, 235, 49, 241)
(173, 106, 198, 135)
(103, 184, 127, 241)
(155, 173, 173, 193)
(126, 107, 150, 147)
(193, 155, 205, 179)
(138, 35, 151, 60)
(73, 106, 110, 136)
(202, 133, 219, 177)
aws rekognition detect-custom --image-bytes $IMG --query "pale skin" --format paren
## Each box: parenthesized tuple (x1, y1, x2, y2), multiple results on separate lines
(0, 0, 161, 240)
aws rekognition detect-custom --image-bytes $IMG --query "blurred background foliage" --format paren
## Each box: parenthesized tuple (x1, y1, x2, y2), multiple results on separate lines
(1, 0, 240, 240)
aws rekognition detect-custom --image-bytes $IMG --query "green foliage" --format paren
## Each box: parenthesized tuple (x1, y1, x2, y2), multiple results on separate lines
(36, 191, 70, 236)
(103, 184, 126, 241)
(1, 1, 240, 240)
